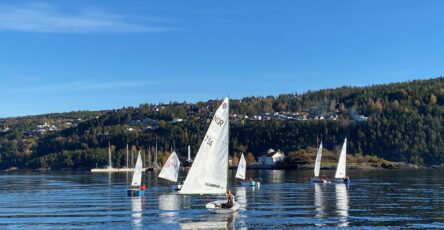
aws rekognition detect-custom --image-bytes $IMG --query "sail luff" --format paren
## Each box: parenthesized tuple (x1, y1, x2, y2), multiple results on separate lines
(335, 138, 347, 179)
(314, 142, 323, 177)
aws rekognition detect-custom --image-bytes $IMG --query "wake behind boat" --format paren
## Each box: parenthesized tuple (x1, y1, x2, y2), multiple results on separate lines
(179, 98, 239, 213)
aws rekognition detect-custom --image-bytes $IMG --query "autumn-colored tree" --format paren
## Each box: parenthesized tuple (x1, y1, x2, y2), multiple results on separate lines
(430, 94, 437, 104)
(232, 153, 239, 166)
(374, 99, 383, 112)
(246, 152, 256, 164)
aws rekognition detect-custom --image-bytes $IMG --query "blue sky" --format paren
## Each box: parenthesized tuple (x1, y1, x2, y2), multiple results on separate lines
(1, 0, 443, 117)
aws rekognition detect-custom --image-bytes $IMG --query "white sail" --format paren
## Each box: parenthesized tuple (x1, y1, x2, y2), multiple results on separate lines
(158, 151, 181, 182)
(235, 153, 246, 180)
(131, 151, 143, 186)
(314, 142, 323, 177)
(179, 98, 229, 194)
(335, 138, 347, 179)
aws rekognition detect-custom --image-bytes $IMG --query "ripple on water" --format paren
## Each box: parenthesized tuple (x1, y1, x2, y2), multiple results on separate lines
(0, 169, 443, 229)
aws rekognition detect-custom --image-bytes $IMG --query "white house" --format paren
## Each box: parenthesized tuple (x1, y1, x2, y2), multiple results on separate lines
(258, 149, 286, 165)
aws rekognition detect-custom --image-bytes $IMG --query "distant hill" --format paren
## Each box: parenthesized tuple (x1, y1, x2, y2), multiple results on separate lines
(1, 77, 444, 170)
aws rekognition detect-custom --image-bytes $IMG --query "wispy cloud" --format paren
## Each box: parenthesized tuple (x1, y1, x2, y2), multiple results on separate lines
(12, 79, 159, 93)
(0, 3, 174, 33)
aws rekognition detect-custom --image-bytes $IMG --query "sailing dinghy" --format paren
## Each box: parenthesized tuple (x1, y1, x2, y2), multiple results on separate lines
(335, 138, 350, 184)
(237, 153, 260, 187)
(311, 142, 329, 183)
(158, 151, 182, 190)
(127, 151, 146, 196)
(179, 97, 240, 213)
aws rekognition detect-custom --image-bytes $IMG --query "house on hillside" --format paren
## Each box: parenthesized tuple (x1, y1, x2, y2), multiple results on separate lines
(258, 149, 286, 166)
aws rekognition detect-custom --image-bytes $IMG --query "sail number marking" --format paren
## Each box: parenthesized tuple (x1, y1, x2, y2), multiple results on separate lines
(203, 135, 213, 147)
(213, 115, 225, 127)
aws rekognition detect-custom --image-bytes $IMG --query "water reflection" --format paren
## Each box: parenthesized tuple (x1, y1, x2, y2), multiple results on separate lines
(235, 186, 247, 210)
(335, 183, 349, 227)
(314, 184, 325, 219)
(158, 194, 180, 223)
(271, 170, 284, 183)
(131, 197, 143, 229)
(180, 214, 235, 230)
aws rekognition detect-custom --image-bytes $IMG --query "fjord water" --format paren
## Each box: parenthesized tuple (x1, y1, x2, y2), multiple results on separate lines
(0, 169, 443, 229)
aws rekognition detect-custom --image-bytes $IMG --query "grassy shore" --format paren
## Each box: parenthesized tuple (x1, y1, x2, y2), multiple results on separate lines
(287, 147, 419, 170)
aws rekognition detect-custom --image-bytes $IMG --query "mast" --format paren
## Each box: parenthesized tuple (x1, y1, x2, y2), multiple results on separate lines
(126, 144, 129, 168)
(187, 145, 191, 162)
(155, 139, 158, 168)
(227, 97, 230, 190)
(108, 141, 112, 169)
(148, 146, 152, 168)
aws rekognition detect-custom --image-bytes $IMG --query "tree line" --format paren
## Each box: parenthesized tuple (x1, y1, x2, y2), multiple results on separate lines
(1, 77, 444, 169)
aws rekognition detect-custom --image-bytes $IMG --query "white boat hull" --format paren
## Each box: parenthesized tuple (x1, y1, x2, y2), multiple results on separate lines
(311, 177, 330, 184)
(206, 200, 240, 213)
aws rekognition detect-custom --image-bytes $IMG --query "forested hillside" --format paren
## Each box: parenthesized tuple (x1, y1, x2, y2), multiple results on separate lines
(1, 77, 444, 170)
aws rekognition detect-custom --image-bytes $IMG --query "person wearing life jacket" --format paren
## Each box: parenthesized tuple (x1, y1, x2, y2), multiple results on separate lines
(140, 184, 146, 190)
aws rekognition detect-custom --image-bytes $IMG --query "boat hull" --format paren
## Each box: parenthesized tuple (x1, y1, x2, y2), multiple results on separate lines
(335, 178, 351, 184)
(127, 189, 145, 197)
(206, 200, 240, 213)
(241, 181, 260, 187)
(172, 183, 183, 191)
(311, 177, 330, 184)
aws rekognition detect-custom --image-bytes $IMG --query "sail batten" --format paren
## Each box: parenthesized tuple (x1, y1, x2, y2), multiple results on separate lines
(179, 98, 229, 195)
(158, 151, 181, 182)
(335, 139, 347, 179)
(235, 153, 246, 180)
(314, 142, 323, 177)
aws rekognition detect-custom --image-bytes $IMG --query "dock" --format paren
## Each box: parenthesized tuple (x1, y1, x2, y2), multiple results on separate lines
(91, 167, 150, 173)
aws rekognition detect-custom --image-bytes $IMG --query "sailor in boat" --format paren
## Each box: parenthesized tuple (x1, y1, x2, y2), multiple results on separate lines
(342, 176, 350, 184)
(128, 184, 147, 196)
(320, 175, 329, 183)
(215, 190, 234, 209)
